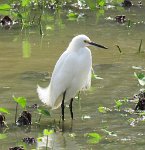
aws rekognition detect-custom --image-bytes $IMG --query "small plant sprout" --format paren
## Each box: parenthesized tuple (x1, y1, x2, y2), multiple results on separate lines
(114, 99, 123, 111)
(97, 0, 106, 7)
(13, 96, 27, 124)
(84, 132, 102, 144)
(134, 72, 145, 86)
(43, 129, 54, 136)
(37, 129, 54, 150)
(0, 108, 10, 115)
(36, 108, 50, 124)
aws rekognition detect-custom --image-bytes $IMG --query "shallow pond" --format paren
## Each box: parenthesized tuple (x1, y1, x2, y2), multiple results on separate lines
(0, 0, 145, 149)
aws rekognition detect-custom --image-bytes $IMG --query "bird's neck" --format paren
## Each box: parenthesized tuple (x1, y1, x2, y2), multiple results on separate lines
(67, 43, 85, 52)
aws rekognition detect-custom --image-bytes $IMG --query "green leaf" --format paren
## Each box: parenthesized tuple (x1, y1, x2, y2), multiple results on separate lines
(67, 11, 78, 20)
(85, 0, 96, 10)
(98, 107, 106, 113)
(134, 72, 145, 86)
(37, 108, 50, 116)
(13, 96, 27, 109)
(85, 133, 102, 144)
(0, 134, 7, 140)
(98, 106, 111, 113)
(99, 1, 105, 7)
(115, 100, 122, 110)
(67, 13, 78, 18)
(87, 133, 101, 138)
(0, 10, 9, 16)
(98, 9, 105, 15)
(134, 72, 145, 79)
(43, 129, 54, 136)
(22, 0, 30, 7)
(0, 108, 10, 114)
(97, 0, 106, 7)
(0, 4, 11, 10)
(37, 137, 43, 142)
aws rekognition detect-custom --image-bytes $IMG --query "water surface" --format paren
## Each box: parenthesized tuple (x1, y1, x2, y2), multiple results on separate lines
(0, 1, 145, 149)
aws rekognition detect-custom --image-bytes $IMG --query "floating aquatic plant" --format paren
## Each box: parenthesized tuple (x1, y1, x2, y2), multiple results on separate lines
(98, 106, 112, 113)
(114, 99, 123, 111)
(84, 132, 102, 144)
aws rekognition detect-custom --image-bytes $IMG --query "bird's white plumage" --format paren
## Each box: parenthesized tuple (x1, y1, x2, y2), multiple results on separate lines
(37, 35, 92, 109)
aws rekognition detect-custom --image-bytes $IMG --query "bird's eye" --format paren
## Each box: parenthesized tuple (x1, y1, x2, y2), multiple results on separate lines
(84, 40, 87, 43)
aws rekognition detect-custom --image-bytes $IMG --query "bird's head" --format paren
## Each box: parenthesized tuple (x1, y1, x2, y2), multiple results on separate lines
(69, 34, 108, 49)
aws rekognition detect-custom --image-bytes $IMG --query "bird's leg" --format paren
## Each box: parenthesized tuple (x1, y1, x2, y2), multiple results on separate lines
(61, 91, 66, 121)
(69, 98, 74, 120)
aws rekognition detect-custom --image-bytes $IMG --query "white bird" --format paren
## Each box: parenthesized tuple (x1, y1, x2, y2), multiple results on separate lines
(37, 34, 108, 120)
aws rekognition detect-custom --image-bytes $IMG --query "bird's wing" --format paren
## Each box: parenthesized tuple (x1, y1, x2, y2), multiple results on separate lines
(51, 50, 72, 80)
(50, 50, 78, 106)
(37, 50, 78, 109)
(81, 68, 91, 90)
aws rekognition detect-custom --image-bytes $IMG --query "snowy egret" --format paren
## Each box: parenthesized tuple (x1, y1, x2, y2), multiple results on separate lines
(37, 34, 108, 121)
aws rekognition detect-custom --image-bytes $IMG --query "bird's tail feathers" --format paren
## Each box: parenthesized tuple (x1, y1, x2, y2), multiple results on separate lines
(37, 85, 53, 108)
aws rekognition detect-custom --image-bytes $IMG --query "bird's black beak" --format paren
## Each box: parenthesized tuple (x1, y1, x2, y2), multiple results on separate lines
(88, 41, 108, 49)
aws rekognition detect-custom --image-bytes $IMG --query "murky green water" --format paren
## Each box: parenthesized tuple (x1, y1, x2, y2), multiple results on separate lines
(1, 1, 145, 149)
